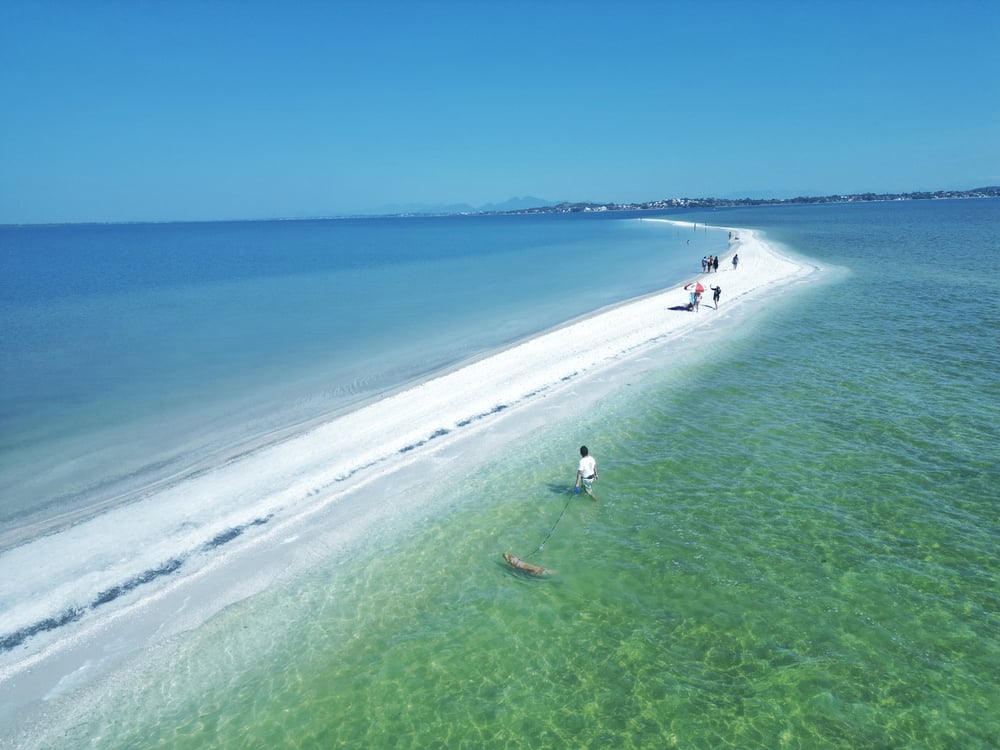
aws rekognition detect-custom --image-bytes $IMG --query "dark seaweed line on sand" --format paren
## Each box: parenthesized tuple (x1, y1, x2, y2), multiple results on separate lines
(0, 515, 271, 653)
(2, 374, 582, 653)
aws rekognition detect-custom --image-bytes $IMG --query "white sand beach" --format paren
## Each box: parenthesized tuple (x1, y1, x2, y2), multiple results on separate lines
(0, 221, 820, 721)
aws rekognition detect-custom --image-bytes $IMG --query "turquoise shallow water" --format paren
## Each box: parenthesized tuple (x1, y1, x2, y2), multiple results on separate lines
(15, 200, 1000, 749)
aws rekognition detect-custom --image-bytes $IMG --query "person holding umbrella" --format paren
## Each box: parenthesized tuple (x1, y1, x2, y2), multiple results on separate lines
(684, 281, 704, 312)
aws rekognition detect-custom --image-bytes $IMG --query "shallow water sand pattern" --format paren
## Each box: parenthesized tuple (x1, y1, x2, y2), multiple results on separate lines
(83, 389, 997, 750)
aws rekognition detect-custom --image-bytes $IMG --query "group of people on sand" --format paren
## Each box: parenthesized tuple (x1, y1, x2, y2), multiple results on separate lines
(684, 251, 740, 311)
(702, 253, 740, 273)
(684, 275, 727, 311)
(683, 284, 722, 312)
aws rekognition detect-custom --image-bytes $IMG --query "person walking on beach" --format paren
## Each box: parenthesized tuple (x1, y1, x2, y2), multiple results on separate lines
(711, 285, 722, 309)
(713, 255, 719, 273)
(574, 445, 598, 497)
(732, 253, 739, 270)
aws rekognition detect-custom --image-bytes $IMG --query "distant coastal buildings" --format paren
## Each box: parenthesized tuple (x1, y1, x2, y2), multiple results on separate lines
(490, 186, 1000, 216)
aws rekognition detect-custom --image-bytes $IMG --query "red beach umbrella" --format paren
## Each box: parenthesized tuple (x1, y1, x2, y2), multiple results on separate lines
(684, 281, 705, 293)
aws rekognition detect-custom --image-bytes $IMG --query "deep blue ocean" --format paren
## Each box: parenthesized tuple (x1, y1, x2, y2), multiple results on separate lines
(1, 199, 997, 749)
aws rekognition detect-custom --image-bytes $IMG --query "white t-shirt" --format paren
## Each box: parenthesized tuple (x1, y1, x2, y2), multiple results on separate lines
(578, 455, 596, 478)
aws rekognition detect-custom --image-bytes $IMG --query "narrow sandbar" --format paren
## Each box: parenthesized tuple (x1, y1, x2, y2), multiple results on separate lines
(0, 221, 821, 727)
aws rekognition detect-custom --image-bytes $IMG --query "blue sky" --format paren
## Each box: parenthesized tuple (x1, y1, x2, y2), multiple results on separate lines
(2, 0, 998, 223)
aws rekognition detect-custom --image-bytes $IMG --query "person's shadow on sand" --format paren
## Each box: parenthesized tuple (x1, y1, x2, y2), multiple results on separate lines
(668, 304, 692, 312)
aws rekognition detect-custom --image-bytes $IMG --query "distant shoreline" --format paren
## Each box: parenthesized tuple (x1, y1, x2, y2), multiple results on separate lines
(426, 186, 1000, 219)
(3, 188, 997, 227)
(268, 187, 1000, 222)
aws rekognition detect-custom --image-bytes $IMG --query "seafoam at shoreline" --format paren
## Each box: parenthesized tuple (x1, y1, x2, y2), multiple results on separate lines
(0, 221, 821, 724)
